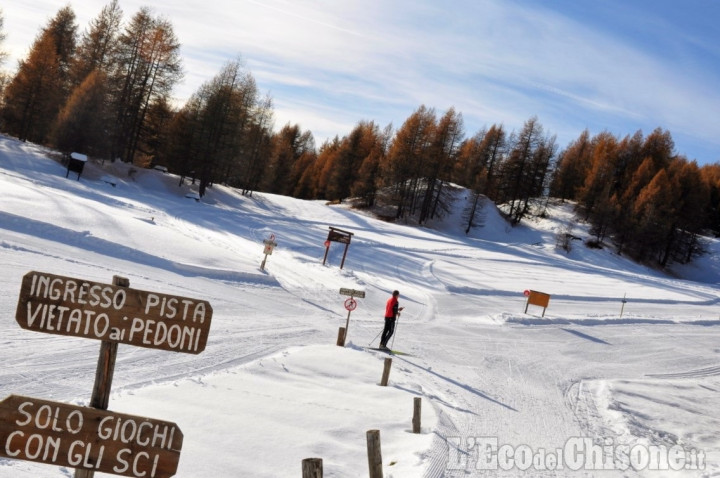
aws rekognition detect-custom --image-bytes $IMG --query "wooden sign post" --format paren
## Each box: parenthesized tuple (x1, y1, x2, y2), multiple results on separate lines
(322, 227, 353, 269)
(337, 288, 365, 346)
(260, 234, 277, 271)
(0, 395, 183, 478)
(65, 152, 88, 180)
(10, 271, 214, 477)
(75, 275, 127, 478)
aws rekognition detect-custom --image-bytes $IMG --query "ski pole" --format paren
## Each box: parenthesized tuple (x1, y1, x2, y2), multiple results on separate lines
(390, 311, 401, 351)
(368, 329, 382, 346)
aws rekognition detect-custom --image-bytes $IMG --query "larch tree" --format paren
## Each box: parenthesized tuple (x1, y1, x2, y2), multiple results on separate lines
(168, 60, 262, 197)
(479, 124, 507, 201)
(640, 127, 675, 171)
(70, 0, 123, 87)
(613, 130, 645, 197)
(324, 124, 363, 201)
(630, 169, 677, 263)
(382, 105, 436, 219)
(418, 107, 463, 224)
(283, 128, 316, 196)
(455, 130, 487, 234)
(140, 96, 173, 166)
(45, 5, 77, 95)
(49, 69, 109, 155)
(530, 134, 558, 216)
(325, 120, 385, 203)
(1, 6, 78, 143)
(700, 163, 720, 235)
(663, 159, 709, 265)
(291, 149, 320, 199)
(109, 8, 182, 164)
(576, 132, 619, 230)
(497, 116, 546, 224)
(50, 1, 122, 158)
(237, 94, 274, 196)
(1, 33, 62, 142)
(550, 129, 592, 201)
(351, 123, 392, 208)
(612, 156, 658, 255)
(454, 128, 487, 189)
(164, 96, 202, 184)
(265, 123, 314, 196)
(309, 137, 340, 199)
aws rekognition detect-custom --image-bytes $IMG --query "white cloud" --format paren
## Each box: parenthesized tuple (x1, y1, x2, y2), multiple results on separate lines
(2, 0, 719, 162)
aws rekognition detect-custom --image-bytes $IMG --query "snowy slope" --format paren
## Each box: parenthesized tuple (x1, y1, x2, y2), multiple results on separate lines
(0, 135, 718, 477)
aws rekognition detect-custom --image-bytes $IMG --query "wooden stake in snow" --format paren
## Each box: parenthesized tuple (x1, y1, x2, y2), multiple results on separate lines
(336, 327, 346, 346)
(260, 234, 277, 271)
(337, 287, 364, 346)
(380, 358, 392, 386)
(74, 275, 126, 478)
(366, 430, 383, 478)
(302, 458, 323, 477)
(412, 397, 422, 433)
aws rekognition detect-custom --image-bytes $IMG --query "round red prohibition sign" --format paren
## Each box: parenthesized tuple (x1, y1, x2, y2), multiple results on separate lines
(523, 289, 531, 297)
(344, 297, 357, 311)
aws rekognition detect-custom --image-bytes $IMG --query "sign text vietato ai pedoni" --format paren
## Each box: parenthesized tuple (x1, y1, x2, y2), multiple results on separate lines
(15, 271, 212, 354)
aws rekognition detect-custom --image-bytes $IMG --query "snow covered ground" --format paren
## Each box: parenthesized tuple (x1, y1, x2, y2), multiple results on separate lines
(0, 135, 718, 477)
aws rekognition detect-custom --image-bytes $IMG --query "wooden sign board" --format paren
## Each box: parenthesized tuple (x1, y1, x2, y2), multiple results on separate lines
(0, 395, 183, 477)
(15, 271, 213, 354)
(327, 227, 353, 244)
(339, 288, 366, 299)
(323, 227, 354, 269)
(66, 153, 88, 180)
(262, 239, 277, 255)
(527, 290, 550, 308)
(525, 290, 551, 317)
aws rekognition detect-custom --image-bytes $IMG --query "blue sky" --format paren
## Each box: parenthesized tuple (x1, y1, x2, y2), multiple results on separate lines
(2, 0, 719, 164)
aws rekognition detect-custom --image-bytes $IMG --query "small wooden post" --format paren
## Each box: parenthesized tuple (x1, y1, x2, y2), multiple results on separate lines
(412, 397, 422, 433)
(366, 430, 383, 478)
(75, 275, 128, 478)
(322, 241, 330, 266)
(380, 358, 392, 386)
(343, 309, 352, 344)
(340, 242, 349, 269)
(336, 327, 346, 346)
(302, 458, 323, 477)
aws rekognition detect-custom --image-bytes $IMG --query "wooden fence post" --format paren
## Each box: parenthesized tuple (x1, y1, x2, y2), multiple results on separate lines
(366, 430, 383, 478)
(302, 458, 323, 477)
(380, 358, 392, 386)
(412, 397, 422, 433)
(336, 327, 346, 346)
(75, 275, 128, 478)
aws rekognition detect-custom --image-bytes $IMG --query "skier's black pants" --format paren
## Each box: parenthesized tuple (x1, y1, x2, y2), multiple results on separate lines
(380, 317, 396, 347)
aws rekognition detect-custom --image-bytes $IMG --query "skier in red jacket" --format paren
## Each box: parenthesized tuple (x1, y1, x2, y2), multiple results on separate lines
(379, 290, 404, 350)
